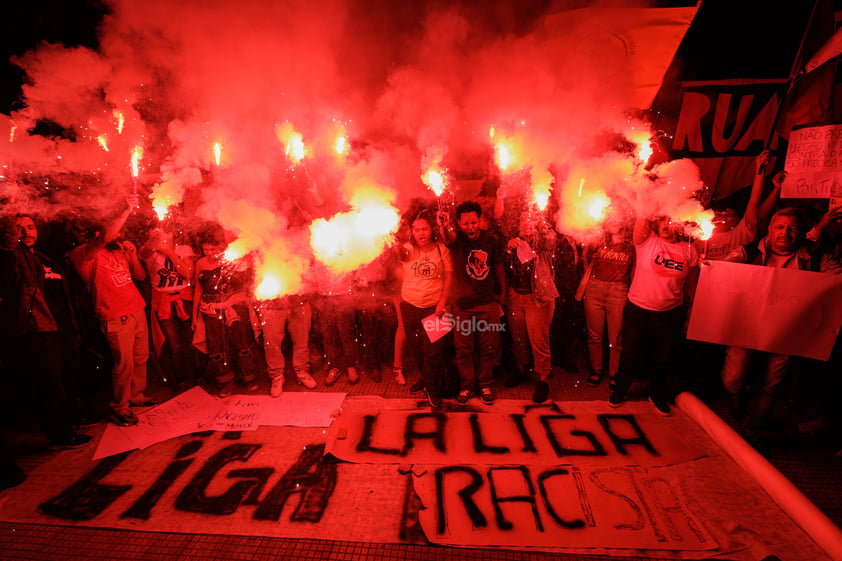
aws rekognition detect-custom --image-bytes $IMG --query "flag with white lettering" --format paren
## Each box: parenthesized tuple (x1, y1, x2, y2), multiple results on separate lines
(650, 0, 836, 203)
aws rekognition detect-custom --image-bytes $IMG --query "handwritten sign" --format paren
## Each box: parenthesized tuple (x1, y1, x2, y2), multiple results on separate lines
(414, 464, 714, 551)
(326, 404, 702, 467)
(783, 123, 842, 199)
(687, 261, 842, 360)
(201, 397, 262, 431)
(94, 388, 347, 459)
(0, 403, 831, 559)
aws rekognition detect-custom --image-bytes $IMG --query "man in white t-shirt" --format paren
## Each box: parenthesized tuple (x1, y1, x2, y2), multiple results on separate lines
(609, 216, 699, 416)
(697, 150, 783, 261)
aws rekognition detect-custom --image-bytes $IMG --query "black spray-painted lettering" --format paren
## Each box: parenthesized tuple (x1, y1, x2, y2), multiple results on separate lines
(122, 441, 203, 520)
(509, 414, 537, 453)
(470, 413, 510, 455)
(401, 412, 447, 456)
(356, 415, 401, 455)
(436, 466, 486, 534)
(175, 443, 261, 515)
(540, 415, 607, 457)
(253, 444, 336, 523)
(597, 414, 658, 456)
(40, 452, 133, 520)
(488, 466, 542, 531)
(537, 468, 586, 529)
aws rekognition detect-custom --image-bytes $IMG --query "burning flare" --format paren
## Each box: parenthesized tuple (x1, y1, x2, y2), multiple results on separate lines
(422, 165, 447, 197)
(276, 122, 306, 164)
(495, 142, 513, 172)
(684, 212, 715, 240)
(586, 194, 610, 221)
(255, 274, 283, 301)
(113, 110, 124, 135)
(213, 142, 222, 167)
(97, 135, 109, 152)
(223, 239, 248, 262)
(130, 145, 143, 177)
(627, 129, 653, 165)
(9, 120, 17, 142)
(531, 167, 553, 211)
(334, 135, 348, 156)
(310, 187, 400, 274)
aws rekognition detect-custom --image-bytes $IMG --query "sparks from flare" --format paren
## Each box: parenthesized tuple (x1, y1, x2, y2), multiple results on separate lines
(334, 135, 348, 156)
(255, 274, 283, 300)
(422, 166, 447, 197)
(495, 142, 513, 172)
(531, 167, 553, 211)
(276, 122, 306, 164)
(310, 189, 400, 274)
(130, 145, 143, 177)
(223, 240, 247, 262)
(627, 129, 653, 165)
(690, 214, 715, 240)
(113, 110, 124, 134)
(587, 195, 610, 221)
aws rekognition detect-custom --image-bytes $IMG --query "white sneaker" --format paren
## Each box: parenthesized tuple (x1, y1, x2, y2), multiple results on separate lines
(393, 367, 406, 386)
(296, 371, 318, 389)
(270, 376, 284, 398)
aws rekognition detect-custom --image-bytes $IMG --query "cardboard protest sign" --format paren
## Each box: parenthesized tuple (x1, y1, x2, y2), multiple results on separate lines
(687, 261, 842, 360)
(782, 123, 842, 199)
(95, 388, 346, 459)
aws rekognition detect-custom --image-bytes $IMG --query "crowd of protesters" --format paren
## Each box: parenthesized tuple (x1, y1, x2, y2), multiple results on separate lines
(2, 148, 841, 489)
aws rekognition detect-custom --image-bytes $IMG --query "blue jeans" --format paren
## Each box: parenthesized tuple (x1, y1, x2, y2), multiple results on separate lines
(583, 279, 628, 377)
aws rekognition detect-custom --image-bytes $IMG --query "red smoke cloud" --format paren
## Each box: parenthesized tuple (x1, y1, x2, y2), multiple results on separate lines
(0, 0, 709, 297)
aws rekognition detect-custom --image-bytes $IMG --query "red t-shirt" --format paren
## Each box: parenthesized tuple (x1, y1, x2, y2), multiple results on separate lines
(71, 245, 146, 320)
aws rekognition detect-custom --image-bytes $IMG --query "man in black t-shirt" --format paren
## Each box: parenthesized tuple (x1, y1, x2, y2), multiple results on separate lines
(439, 201, 506, 405)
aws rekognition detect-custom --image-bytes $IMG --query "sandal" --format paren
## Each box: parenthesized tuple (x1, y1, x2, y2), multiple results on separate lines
(586, 370, 603, 387)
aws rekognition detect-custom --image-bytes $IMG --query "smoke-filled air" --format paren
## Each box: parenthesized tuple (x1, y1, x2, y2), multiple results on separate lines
(0, 0, 713, 300)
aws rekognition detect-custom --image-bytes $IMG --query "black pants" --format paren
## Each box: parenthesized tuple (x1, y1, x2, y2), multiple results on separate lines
(400, 301, 446, 394)
(13, 332, 76, 442)
(614, 302, 684, 402)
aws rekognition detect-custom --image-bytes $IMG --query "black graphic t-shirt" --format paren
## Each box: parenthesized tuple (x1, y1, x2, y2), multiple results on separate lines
(39, 254, 73, 332)
(449, 230, 504, 308)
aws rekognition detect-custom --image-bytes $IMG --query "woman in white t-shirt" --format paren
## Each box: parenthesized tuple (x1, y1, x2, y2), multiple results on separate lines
(397, 209, 452, 407)
(608, 216, 699, 416)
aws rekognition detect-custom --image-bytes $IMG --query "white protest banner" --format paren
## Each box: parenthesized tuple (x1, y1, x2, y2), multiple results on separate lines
(687, 261, 842, 360)
(782, 123, 842, 199)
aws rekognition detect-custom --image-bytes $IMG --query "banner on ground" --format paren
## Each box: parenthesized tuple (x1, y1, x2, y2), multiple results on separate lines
(687, 261, 842, 360)
(325, 404, 702, 467)
(0, 398, 833, 560)
(782, 122, 842, 198)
